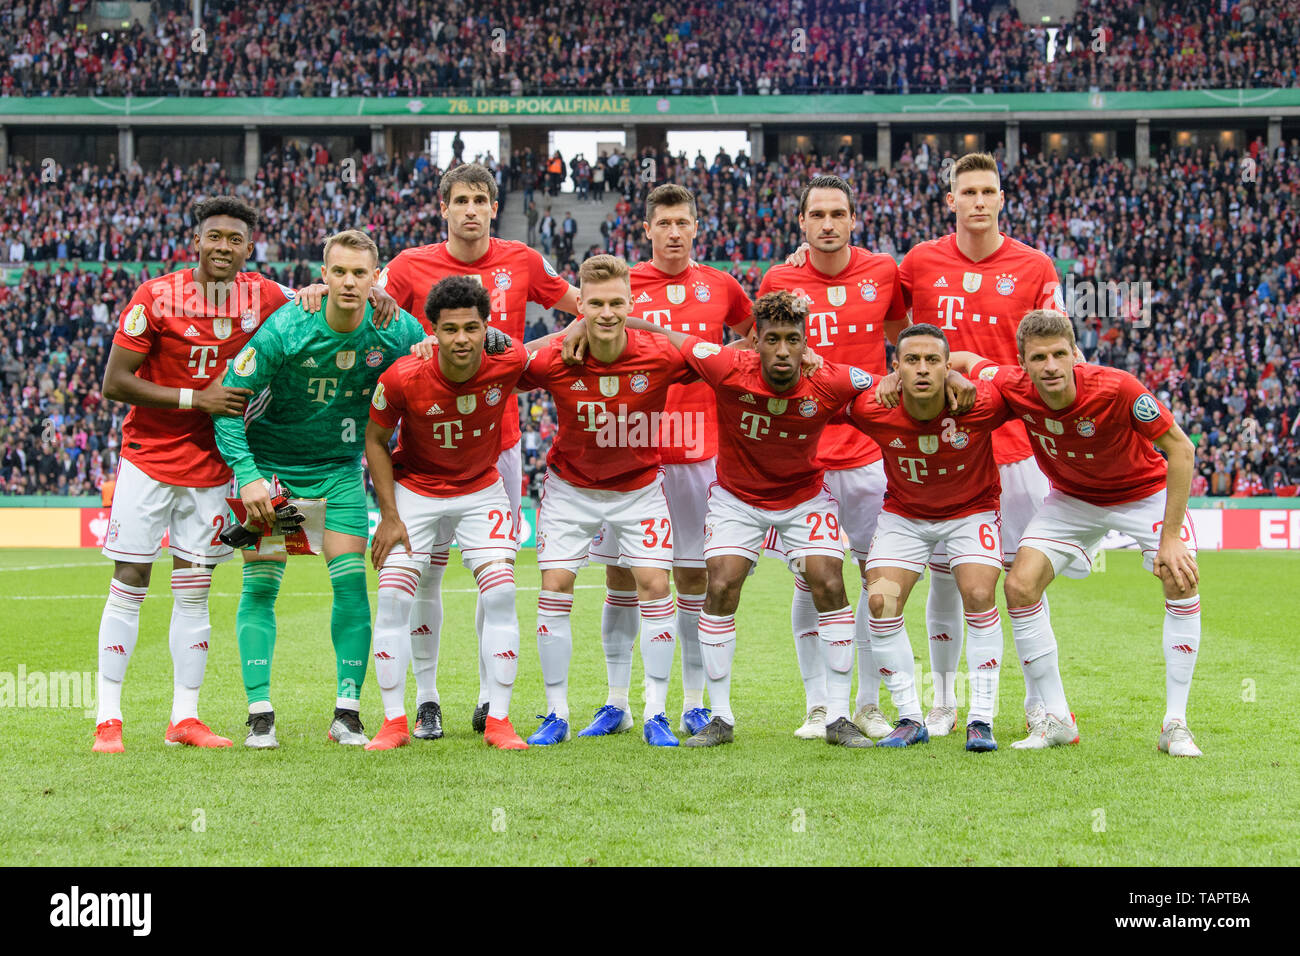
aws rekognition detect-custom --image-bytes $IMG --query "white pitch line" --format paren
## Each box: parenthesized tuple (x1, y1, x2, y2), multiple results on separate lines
(0, 562, 104, 572)
(2, 583, 611, 600)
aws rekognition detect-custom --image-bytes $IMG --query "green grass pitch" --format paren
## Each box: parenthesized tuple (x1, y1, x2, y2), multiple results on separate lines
(1, 547, 1296, 866)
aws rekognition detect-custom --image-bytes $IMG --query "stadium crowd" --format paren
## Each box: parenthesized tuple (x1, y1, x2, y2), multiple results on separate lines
(2, 137, 1297, 500)
(3, 0, 1297, 98)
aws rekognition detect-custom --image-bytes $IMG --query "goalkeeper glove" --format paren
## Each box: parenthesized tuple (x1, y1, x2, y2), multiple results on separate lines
(484, 325, 513, 355)
(219, 492, 306, 549)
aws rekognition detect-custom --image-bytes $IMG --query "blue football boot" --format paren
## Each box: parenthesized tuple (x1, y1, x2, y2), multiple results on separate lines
(525, 712, 570, 746)
(577, 704, 633, 737)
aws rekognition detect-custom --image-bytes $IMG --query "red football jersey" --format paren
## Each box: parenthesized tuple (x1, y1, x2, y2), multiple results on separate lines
(112, 269, 292, 487)
(380, 237, 569, 450)
(680, 336, 875, 509)
(974, 360, 1174, 506)
(848, 380, 1009, 520)
(629, 261, 752, 465)
(370, 340, 530, 498)
(519, 330, 696, 491)
(900, 233, 1065, 465)
(759, 247, 903, 470)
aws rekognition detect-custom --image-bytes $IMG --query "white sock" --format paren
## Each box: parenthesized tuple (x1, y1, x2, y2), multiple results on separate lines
(375, 566, 419, 720)
(1163, 595, 1201, 724)
(1022, 590, 1048, 714)
(249, 699, 273, 715)
(697, 611, 736, 725)
(410, 556, 446, 707)
(853, 579, 880, 710)
(639, 595, 676, 720)
(964, 606, 1003, 726)
(926, 565, 964, 708)
(168, 567, 211, 723)
(818, 606, 856, 723)
(601, 589, 638, 702)
(1008, 599, 1069, 720)
(474, 591, 489, 706)
(791, 576, 826, 710)
(478, 566, 521, 720)
(97, 579, 146, 723)
(536, 590, 573, 720)
(676, 591, 706, 711)
(868, 613, 921, 722)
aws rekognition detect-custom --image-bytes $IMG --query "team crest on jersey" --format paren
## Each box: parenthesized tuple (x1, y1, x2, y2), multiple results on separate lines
(365, 349, 384, 367)
(592, 527, 605, 547)
(767, 398, 788, 415)
(241, 310, 258, 332)
(667, 285, 686, 305)
(371, 382, 387, 410)
(1133, 393, 1161, 423)
(798, 398, 818, 418)
(919, 435, 939, 454)
(1045, 418, 1064, 435)
(491, 268, 512, 290)
(858, 280, 878, 302)
(693, 283, 711, 302)
(336, 351, 356, 370)
(107, 519, 120, 543)
(535, 530, 547, 553)
(979, 366, 998, 381)
(948, 428, 970, 450)
(457, 394, 477, 414)
(996, 273, 1016, 296)
(233, 347, 257, 377)
(486, 387, 502, 406)
(962, 272, 983, 293)
(692, 342, 721, 359)
(599, 376, 620, 397)
(543, 258, 559, 278)
(704, 524, 713, 543)
(123, 304, 147, 336)
(212, 317, 232, 339)
(1076, 417, 1096, 438)
(827, 285, 847, 307)
(630, 373, 649, 393)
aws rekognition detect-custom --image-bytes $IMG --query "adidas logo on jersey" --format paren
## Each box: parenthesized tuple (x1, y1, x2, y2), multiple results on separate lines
(426, 403, 444, 415)
(183, 325, 200, 337)
(889, 438, 905, 448)
(739, 393, 756, 404)
(300, 357, 318, 368)
(570, 380, 588, 391)
(634, 291, 652, 303)
(933, 276, 948, 287)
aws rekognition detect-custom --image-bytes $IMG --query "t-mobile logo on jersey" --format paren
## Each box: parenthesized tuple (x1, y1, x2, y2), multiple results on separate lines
(934, 295, 1001, 330)
(188, 345, 220, 378)
(575, 400, 609, 432)
(430, 419, 464, 448)
(739, 411, 771, 440)
(897, 457, 928, 483)
(807, 310, 839, 344)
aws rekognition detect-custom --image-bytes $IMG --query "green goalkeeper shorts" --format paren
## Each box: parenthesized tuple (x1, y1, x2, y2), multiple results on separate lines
(267, 462, 370, 539)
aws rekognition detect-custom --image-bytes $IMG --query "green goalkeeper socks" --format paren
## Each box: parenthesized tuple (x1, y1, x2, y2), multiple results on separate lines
(328, 553, 371, 704)
(238, 561, 286, 706)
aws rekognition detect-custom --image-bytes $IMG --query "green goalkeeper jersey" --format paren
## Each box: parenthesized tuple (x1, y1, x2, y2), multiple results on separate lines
(214, 297, 425, 488)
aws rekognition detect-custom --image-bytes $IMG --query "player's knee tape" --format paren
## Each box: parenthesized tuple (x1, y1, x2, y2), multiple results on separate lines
(866, 577, 902, 618)
(170, 567, 212, 615)
(699, 636, 735, 682)
(820, 633, 854, 673)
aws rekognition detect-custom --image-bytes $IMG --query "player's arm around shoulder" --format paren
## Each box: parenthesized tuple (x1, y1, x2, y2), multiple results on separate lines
(367, 365, 411, 569)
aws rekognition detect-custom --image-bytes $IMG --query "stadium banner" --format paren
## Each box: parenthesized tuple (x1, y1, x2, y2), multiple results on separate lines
(3, 91, 1300, 120)
(0, 505, 1293, 551)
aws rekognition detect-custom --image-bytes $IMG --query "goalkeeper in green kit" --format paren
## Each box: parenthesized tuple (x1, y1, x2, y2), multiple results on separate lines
(213, 229, 427, 749)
